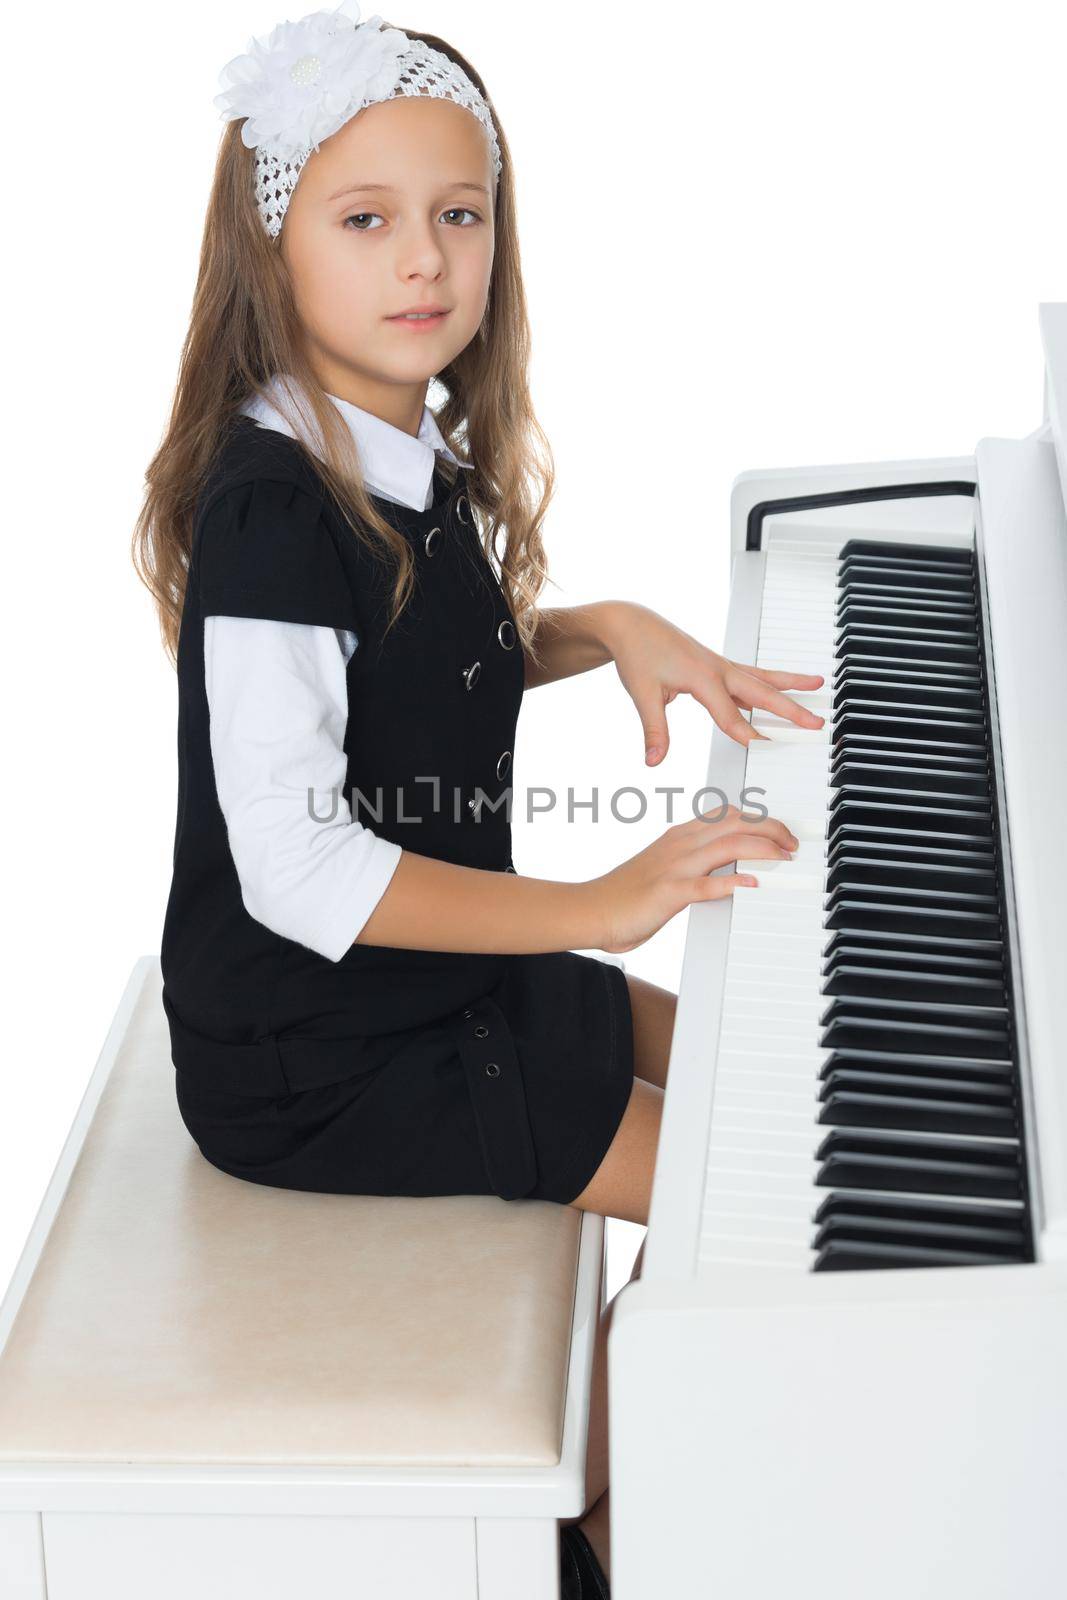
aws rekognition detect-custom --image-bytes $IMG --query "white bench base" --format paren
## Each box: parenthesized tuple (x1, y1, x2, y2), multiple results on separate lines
(3, 1509, 562, 1600)
(0, 957, 612, 1599)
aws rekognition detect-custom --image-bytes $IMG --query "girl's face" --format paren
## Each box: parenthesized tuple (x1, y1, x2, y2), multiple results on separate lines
(279, 94, 496, 412)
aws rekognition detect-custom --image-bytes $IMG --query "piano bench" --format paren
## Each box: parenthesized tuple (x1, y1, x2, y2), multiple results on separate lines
(0, 956, 607, 1600)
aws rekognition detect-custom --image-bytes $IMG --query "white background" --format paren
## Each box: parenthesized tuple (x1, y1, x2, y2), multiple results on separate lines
(1, 0, 1063, 1302)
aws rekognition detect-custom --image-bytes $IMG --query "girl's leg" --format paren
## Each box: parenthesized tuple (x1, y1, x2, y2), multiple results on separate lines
(562, 974, 678, 1582)
(565, 973, 678, 1223)
(625, 973, 679, 1093)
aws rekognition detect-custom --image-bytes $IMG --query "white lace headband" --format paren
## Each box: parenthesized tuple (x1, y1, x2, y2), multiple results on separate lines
(214, 0, 502, 240)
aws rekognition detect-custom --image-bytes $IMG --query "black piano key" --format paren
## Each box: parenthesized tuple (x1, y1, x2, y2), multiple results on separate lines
(836, 634, 980, 666)
(836, 623, 978, 649)
(818, 1049, 1015, 1083)
(814, 1207, 1025, 1257)
(818, 1007, 1010, 1059)
(836, 568, 975, 597)
(837, 591, 977, 617)
(820, 993, 1009, 1027)
(831, 764, 991, 790)
(834, 660, 982, 689)
(820, 1067, 1014, 1104)
(832, 679, 984, 709)
(825, 881, 999, 914)
(838, 540, 973, 564)
(821, 987, 1008, 1015)
(828, 798, 992, 832)
(814, 1241, 1014, 1270)
(826, 859, 997, 896)
(822, 940, 1003, 974)
(819, 1003, 1009, 1055)
(836, 575, 975, 599)
(835, 614, 977, 637)
(828, 804, 992, 838)
(826, 835, 994, 869)
(825, 832, 991, 857)
(829, 735, 988, 764)
(822, 936, 1001, 974)
(823, 958, 1005, 994)
(825, 859, 997, 895)
(824, 899, 1001, 943)
(821, 964, 1004, 1006)
(832, 713, 985, 746)
(830, 787, 990, 817)
(832, 688, 983, 716)
(833, 693, 985, 724)
(833, 654, 981, 685)
(822, 926, 1003, 961)
(837, 605, 978, 634)
(830, 758, 988, 793)
(812, 1191, 1025, 1237)
(815, 1129, 1022, 1200)
(818, 1085, 1016, 1138)
(833, 702, 986, 735)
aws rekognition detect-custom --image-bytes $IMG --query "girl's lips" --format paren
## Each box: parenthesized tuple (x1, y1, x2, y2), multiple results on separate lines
(386, 310, 450, 330)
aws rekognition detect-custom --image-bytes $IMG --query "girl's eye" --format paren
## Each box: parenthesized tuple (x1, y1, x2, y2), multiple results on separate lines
(343, 208, 482, 232)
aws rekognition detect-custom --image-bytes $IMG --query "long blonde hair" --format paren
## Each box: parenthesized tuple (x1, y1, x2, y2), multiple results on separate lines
(133, 23, 552, 665)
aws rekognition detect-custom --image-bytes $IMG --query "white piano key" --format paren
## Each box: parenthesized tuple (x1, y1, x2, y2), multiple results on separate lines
(710, 1119, 826, 1147)
(721, 972, 824, 996)
(715, 1047, 830, 1073)
(698, 537, 849, 1268)
(700, 1222, 816, 1253)
(713, 1092, 821, 1117)
(720, 1018, 822, 1043)
(720, 1003, 824, 1024)
(749, 720, 832, 744)
(704, 1168, 820, 1200)
(700, 1230, 815, 1254)
(698, 1238, 812, 1269)
(714, 1069, 829, 1094)
(736, 860, 828, 890)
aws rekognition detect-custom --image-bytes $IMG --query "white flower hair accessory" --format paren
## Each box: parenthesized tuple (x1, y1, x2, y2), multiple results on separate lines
(214, 0, 502, 240)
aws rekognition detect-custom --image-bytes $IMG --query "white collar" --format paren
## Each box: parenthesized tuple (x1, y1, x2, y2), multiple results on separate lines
(238, 373, 462, 513)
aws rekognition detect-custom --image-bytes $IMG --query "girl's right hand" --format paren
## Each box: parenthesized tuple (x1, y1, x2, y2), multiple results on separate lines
(588, 805, 800, 955)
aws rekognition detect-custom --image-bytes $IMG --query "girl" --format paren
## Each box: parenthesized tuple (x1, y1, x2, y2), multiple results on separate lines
(134, 4, 823, 1589)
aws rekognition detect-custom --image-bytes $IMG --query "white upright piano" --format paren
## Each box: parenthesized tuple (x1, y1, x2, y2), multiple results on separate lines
(610, 303, 1067, 1598)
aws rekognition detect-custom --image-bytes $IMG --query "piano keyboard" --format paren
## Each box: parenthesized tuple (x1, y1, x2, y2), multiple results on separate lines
(699, 531, 1033, 1273)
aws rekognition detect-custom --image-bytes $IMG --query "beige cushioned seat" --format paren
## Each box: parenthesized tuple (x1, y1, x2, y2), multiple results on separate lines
(0, 964, 583, 1467)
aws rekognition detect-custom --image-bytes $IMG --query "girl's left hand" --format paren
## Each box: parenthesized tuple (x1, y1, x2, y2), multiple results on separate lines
(605, 602, 825, 762)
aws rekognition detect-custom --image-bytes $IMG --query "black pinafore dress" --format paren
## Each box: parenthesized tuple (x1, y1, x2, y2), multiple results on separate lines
(160, 413, 634, 1204)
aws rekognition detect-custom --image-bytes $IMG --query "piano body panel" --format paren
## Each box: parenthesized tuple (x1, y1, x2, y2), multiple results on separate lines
(753, 487, 976, 555)
(730, 454, 977, 554)
(1038, 301, 1067, 513)
(974, 434, 1067, 1260)
(609, 1266, 1067, 1600)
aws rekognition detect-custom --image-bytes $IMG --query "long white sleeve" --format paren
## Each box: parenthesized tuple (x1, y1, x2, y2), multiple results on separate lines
(204, 614, 402, 962)
(205, 386, 462, 961)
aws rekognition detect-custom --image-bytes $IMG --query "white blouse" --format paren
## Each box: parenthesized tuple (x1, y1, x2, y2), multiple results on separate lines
(205, 376, 464, 963)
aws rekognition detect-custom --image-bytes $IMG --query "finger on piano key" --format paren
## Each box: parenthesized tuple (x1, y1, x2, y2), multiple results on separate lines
(749, 718, 832, 743)
(735, 847, 826, 889)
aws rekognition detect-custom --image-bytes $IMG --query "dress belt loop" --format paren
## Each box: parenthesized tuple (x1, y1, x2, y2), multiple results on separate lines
(163, 989, 290, 1097)
(453, 995, 538, 1200)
